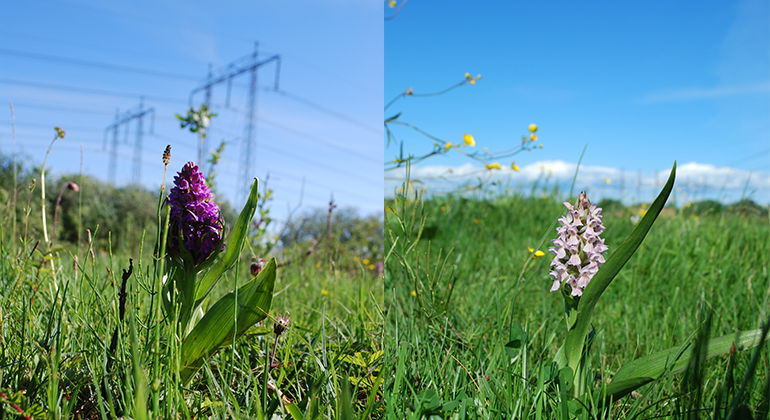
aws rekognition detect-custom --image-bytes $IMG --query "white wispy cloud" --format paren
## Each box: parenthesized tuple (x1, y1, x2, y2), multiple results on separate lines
(639, 82, 770, 103)
(387, 160, 770, 203)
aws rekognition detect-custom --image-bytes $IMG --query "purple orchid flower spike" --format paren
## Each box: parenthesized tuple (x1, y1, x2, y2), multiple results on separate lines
(168, 161, 224, 265)
(548, 192, 608, 297)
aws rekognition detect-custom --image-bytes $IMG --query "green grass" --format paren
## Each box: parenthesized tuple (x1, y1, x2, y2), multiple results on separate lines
(0, 225, 383, 418)
(384, 192, 770, 418)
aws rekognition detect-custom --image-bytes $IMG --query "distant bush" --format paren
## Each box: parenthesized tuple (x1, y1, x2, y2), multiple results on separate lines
(681, 199, 724, 216)
(597, 198, 626, 215)
(726, 199, 769, 218)
(278, 207, 383, 262)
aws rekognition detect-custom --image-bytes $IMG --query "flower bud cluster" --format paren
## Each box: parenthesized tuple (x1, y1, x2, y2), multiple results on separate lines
(168, 162, 223, 264)
(548, 192, 608, 297)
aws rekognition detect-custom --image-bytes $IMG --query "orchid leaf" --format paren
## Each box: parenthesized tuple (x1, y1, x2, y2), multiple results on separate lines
(604, 328, 770, 402)
(195, 177, 260, 301)
(180, 258, 276, 383)
(559, 162, 676, 385)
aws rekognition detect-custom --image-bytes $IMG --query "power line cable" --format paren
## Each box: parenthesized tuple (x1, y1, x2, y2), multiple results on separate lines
(0, 77, 183, 103)
(0, 47, 200, 81)
(271, 89, 380, 134)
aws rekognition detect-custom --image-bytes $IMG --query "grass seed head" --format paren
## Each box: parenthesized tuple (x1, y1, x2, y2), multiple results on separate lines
(162, 145, 171, 165)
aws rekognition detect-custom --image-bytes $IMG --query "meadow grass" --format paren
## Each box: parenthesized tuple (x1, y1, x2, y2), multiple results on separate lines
(384, 191, 769, 418)
(0, 218, 383, 418)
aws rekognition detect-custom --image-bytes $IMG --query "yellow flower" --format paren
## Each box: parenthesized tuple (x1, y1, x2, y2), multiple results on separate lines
(511, 162, 520, 172)
(315, 262, 321, 268)
(469, 79, 476, 85)
(527, 247, 534, 253)
(533, 250, 545, 258)
(529, 134, 537, 141)
(388, 0, 396, 7)
(353, 256, 360, 262)
(321, 289, 330, 296)
(604, 178, 611, 184)
(463, 133, 475, 147)
(464, 72, 472, 79)
(485, 162, 501, 170)
(528, 123, 538, 133)
(54, 126, 66, 139)
(406, 87, 413, 95)
(472, 218, 480, 224)
(363, 258, 370, 265)
(410, 290, 417, 297)
(639, 209, 648, 217)
(368, 264, 376, 270)
(444, 141, 453, 151)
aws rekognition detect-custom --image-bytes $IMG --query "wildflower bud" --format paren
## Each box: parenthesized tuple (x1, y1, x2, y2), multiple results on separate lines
(66, 182, 79, 192)
(548, 192, 608, 297)
(162, 145, 171, 165)
(167, 162, 224, 265)
(274, 315, 290, 336)
(250, 258, 267, 276)
(54, 126, 66, 139)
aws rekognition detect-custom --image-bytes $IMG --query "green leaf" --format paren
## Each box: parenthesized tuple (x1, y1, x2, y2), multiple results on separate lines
(605, 328, 770, 401)
(505, 321, 527, 355)
(385, 112, 401, 123)
(284, 403, 304, 420)
(180, 258, 276, 383)
(559, 162, 676, 386)
(195, 177, 260, 301)
(336, 379, 355, 420)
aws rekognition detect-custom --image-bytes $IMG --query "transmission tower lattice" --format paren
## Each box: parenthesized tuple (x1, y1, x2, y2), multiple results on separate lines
(103, 98, 155, 184)
(188, 42, 281, 198)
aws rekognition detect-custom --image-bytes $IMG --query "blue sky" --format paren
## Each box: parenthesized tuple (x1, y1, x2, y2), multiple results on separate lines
(385, 0, 770, 203)
(0, 0, 383, 220)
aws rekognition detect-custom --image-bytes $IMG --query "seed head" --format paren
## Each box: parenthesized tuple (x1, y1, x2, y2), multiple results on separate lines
(66, 182, 80, 192)
(250, 258, 267, 276)
(162, 145, 171, 166)
(274, 315, 290, 336)
(167, 162, 223, 265)
(548, 192, 608, 297)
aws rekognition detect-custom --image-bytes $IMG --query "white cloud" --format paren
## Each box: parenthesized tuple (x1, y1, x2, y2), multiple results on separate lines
(387, 160, 770, 204)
